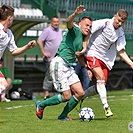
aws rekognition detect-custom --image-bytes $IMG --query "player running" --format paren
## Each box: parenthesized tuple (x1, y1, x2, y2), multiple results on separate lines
(36, 5, 92, 120)
(77, 9, 133, 117)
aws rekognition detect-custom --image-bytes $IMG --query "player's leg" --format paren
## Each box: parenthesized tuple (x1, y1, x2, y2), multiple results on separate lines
(58, 73, 85, 120)
(75, 85, 98, 112)
(36, 93, 66, 119)
(36, 78, 71, 119)
(102, 66, 113, 117)
(58, 82, 84, 120)
(92, 66, 113, 117)
(36, 56, 72, 120)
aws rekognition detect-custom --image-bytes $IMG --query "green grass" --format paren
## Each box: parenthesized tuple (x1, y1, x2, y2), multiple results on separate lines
(0, 89, 133, 133)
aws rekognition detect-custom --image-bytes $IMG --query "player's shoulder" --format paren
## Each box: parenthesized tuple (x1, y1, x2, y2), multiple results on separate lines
(117, 27, 125, 37)
(73, 23, 81, 31)
(118, 27, 124, 33)
(6, 28, 12, 34)
(93, 18, 110, 24)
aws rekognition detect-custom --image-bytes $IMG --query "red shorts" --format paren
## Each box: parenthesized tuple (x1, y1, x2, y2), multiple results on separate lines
(85, 56, 109, 83)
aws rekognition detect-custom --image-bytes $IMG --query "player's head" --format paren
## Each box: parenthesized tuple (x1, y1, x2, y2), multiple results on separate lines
(50, 16, 60, 30)
(113, 9, 128, 29)
(78, 16, 92, 36)
(0, 5, 14, 27)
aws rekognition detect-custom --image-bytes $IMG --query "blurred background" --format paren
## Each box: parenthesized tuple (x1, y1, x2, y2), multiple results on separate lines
(1, 0, 133, 96)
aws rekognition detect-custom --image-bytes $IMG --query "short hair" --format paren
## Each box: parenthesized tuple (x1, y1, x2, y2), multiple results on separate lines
(78, 16, 92, 23)
(117, 9, 128, 20)
(0, 5, 14, 21)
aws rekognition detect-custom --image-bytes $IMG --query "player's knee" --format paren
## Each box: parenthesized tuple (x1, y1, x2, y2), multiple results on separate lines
(62, 93, 72, 101)
(76, 90, 85, 100)
(96, 74, 105, 80)
(80, 90, 85, 97)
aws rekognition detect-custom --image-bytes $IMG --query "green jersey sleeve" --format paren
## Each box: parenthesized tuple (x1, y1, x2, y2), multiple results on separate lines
(57, 24, 83, 66)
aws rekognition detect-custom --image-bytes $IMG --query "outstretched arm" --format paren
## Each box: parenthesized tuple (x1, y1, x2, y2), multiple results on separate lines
(11, 40, 36, 56)
(66, 5, 85, 29)
(118, 49, 133, 69)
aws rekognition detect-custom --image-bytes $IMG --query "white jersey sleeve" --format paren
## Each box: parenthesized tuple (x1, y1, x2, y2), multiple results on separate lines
(7, 29, 17, 52)
(116, 28, 126, 52)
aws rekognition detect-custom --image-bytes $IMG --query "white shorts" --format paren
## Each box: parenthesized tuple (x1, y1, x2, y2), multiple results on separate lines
(50, 56, 80, 92)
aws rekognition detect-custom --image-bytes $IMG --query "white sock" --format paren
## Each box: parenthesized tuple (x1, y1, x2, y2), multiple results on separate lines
(96, 80, 109, 108)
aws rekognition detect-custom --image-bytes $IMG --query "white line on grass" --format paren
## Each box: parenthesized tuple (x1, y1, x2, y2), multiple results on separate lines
(6, 104, 34, 110)
(108, 96, 116, 98)
(92, 95, 132, 102)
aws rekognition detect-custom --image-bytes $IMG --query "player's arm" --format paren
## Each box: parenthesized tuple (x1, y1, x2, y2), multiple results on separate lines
(75, 35, 90, 57)
(118, 49, 133, 69)
(11, 40, 36, 56)
(77, 55, 88, 68)
(66, 5, 85, 29)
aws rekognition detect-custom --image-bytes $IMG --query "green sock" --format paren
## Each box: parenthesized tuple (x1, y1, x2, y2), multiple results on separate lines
(58, 95, 79, 118)
(39, 94, 64, 108)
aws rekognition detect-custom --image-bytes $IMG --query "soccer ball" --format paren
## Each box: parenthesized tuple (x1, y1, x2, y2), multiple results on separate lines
(10, 91, 20, 99)
(79, 107, 95, 122)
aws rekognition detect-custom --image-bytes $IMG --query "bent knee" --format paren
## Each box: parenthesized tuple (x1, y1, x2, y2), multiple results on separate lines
(62, 93, 72, 101)
(80, 91, 85, 97)
(96, 74, 105, 80)
(75, 90, 85, 100)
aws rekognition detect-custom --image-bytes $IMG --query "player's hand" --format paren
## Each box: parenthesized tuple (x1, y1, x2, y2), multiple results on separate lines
(88, 70, 93, 81)
(75, 48, 86, 57)
(27, 40, 36, 49)
(75, 5, 85, 15)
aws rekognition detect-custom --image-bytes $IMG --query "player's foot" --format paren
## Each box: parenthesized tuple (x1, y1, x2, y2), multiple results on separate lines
(58, 116, 72, 121)
(2, 97, 11, 102)
(104, 107, 113, 117)
(75, 99, 84, 112)
(36, 101, 44, 120)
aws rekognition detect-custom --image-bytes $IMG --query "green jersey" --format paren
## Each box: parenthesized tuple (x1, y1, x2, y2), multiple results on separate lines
(57, 24, 83, 66)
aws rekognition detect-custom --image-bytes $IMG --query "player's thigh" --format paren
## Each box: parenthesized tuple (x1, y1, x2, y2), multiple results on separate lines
(92, 67, 105, 80)
(102, 67, 109, 83)
(86, 56, 104, 80)
(70, 81, 85, 100)
(70, 81, 84, 94)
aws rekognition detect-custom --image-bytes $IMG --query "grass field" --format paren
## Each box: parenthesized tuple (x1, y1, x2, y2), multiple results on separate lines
(0, 89, 133, 133)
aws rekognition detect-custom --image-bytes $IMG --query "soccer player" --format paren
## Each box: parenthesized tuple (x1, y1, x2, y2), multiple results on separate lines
(0, 5, 36, 59)
(0, 58, 12, 102)
(37, 16, 63, 100)
(36, 5, 92, 120)
(79, 9, 133, 117)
